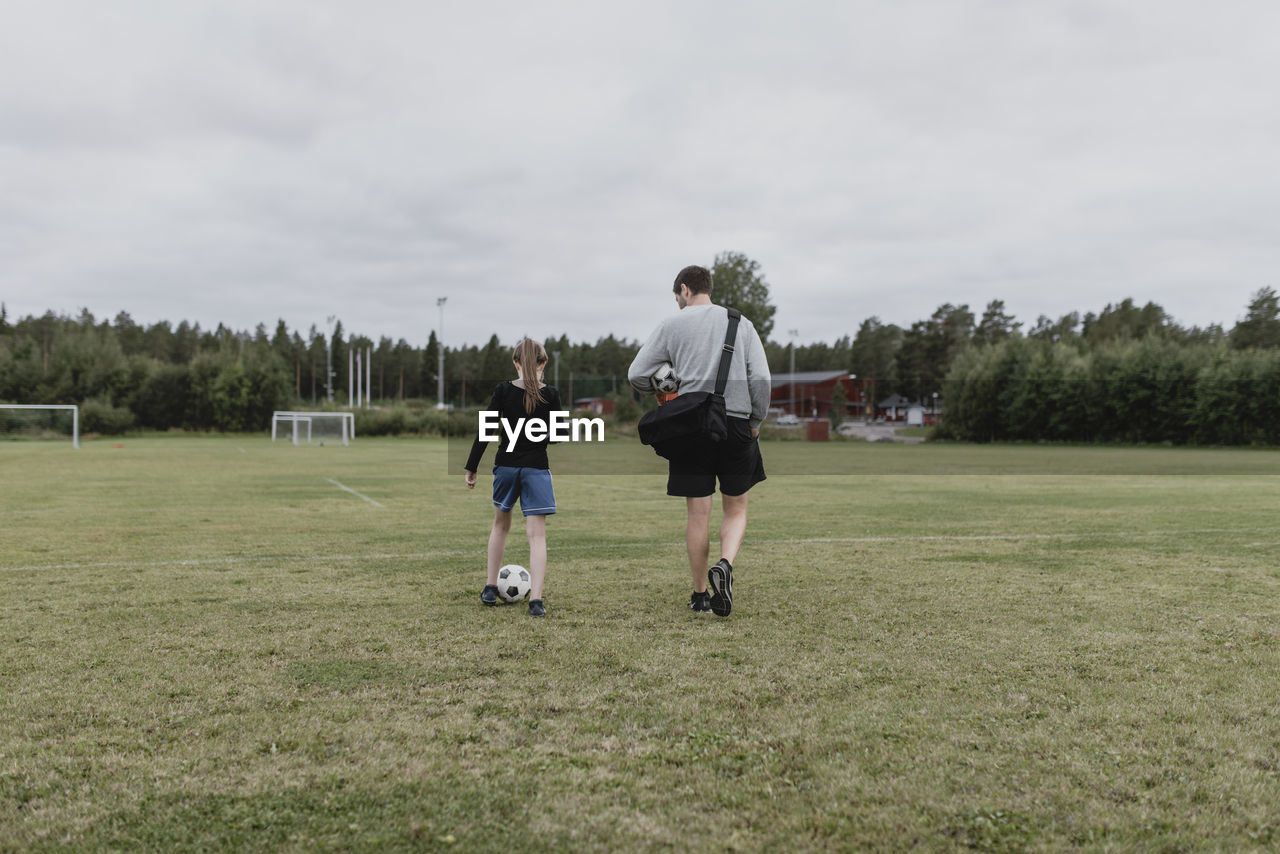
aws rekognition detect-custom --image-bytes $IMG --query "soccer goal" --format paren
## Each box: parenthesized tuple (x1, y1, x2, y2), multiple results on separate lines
(271, 411, 355, 446)
(0, 404, 80, 448)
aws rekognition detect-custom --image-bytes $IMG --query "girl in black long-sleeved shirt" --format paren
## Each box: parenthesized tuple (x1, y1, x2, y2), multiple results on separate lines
(464, 338, 561, 617)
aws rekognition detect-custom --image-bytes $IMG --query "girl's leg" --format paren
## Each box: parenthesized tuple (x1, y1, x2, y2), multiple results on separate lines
(526, 513, 547, 600)
(487, 507, 512, 584)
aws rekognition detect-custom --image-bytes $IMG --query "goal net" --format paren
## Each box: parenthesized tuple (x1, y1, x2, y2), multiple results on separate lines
(0, 404, 80, 448)
(271, 411, 355, 446)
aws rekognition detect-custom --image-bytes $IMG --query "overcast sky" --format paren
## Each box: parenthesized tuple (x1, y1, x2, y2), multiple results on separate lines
(3, 0, 1278, 349)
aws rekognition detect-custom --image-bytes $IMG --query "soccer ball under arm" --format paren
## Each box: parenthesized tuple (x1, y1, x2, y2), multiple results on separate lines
(651, 364, 680, 395)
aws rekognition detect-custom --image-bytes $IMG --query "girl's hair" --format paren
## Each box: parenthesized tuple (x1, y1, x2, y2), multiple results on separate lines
(513, 338, 549, 414)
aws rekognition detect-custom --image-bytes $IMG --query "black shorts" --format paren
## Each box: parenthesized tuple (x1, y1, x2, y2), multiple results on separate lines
(666, 417, 766, 498)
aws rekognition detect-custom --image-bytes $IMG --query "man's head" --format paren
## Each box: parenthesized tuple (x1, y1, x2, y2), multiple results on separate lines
(673, 265, 713, 308)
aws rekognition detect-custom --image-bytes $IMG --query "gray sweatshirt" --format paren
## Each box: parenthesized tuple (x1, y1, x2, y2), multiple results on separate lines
(628, 304, 773, 428)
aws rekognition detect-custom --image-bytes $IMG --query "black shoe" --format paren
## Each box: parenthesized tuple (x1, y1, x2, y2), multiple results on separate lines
(528, 599, 546, 617)
(481, 585, 499, 606)
(707, 559, 733, 617)
(689, 591, 711, 613)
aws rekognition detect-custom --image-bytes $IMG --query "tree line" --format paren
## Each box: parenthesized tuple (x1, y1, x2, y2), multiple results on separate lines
(937, 289, 1280, 445)
(0, 305, 652, 433)
(3, 255, 1278, 441)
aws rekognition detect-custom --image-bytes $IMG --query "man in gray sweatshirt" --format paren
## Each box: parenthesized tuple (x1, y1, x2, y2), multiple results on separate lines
(627, 264, 772, 617)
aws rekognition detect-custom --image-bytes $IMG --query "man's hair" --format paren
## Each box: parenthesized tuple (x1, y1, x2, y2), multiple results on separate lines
(673, 265, 713, 296)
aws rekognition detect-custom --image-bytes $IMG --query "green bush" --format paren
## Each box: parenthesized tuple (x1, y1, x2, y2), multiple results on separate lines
(356, 406, 476, 437)
(607, 391, 642, 425)
(1190, 348, 1280, 445)
(133, 363, 191, 429)
(941, 337, 1280, 445)
(80, 399, 135, 435)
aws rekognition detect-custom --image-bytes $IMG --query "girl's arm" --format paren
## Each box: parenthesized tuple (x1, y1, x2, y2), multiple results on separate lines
(464, 384, 504, 474)
(544, 387, 568, 444)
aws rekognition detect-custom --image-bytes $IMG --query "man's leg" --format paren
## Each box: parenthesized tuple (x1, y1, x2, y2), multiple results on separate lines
(685, 496, 712, 592)
(526, 513, 547, 601)
(719, 492, 750, 565)
(706, 420, 762, 617)
(707, 491, 749, 618)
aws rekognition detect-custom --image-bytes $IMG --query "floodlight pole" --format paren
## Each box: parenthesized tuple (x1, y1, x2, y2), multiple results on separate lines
(553, 350, 561, 388)
(436, 297, 447, 409)
(788, 329, 798, 417)
(325, 316, 336, 403)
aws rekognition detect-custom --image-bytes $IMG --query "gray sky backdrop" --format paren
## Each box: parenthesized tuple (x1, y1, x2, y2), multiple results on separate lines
(3, 1, 1278, 348)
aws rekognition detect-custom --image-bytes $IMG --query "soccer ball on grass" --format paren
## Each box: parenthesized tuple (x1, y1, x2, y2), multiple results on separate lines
(496, 564, 531, 602)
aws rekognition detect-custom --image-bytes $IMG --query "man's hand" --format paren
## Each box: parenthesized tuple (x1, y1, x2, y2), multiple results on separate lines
(750, 426, 760, 439)
(464, 470, 477, 489)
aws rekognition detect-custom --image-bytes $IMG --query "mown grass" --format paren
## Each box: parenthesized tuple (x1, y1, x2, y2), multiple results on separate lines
(2, 436, 1279, 851)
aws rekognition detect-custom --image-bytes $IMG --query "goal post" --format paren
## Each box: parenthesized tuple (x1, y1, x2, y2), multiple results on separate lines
(0, 404, 80, 448)
(271, 411, 355, 446)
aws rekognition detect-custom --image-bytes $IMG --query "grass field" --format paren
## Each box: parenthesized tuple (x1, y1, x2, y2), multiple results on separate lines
(3, 436, 1280, 852)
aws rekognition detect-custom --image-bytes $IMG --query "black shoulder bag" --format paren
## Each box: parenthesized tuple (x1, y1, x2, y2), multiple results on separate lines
(637, 308, 741, 459)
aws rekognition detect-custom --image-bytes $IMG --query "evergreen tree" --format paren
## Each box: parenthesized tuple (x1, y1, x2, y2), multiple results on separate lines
(270, 320, 291, 361)
(172, 321, 198, 363)
(830, 380, 848, 428)
(392, 338, 418, 399)
(307, 325, 326, 403)
(480, 334, 510, 385)
(543, 335, 571, 387)
(1029, 312, 1080, 344)
(898, 304, 973, 401)
(1230, 287, 1280, 349)
(330, 321, 346, 401)
(422, 330, 439, 401)
(710, 251, 777, 340)
(974, 300, 1021, 344)
(850, 317, 902, 398)
(1082, 298, 1170, 343)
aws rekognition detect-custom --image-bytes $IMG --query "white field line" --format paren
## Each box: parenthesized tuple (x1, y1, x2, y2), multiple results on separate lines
(5, 526, 1280, 574)
(326, 478, 385, 508)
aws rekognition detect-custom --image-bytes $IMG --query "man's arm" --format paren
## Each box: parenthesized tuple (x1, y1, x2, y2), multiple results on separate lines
(742, 321, 772, 430)
(627, 321, 670, 394)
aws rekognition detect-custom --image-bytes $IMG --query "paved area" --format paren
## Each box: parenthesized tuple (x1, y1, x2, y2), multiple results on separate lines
(835, 422, 926, 444)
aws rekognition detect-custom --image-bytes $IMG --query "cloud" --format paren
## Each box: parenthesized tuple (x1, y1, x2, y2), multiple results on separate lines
(2, 0, 1278, 348)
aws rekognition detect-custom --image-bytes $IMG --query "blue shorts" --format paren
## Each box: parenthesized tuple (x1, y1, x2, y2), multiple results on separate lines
(492, 466, 556, 516)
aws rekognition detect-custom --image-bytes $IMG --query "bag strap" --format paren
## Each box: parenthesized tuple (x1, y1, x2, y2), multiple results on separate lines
(714, 308, 742, 396)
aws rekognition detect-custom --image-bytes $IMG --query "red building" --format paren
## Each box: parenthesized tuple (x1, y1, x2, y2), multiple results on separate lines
(770, 371, 871, 419)
(574, 397, 615, 416)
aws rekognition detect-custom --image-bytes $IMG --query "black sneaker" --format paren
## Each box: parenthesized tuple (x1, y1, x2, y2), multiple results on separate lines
(528, 599, 546, 617)
(480, 585, 499, 606)
(707, 559, 733, 617)
(689, 591, 711, 613)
